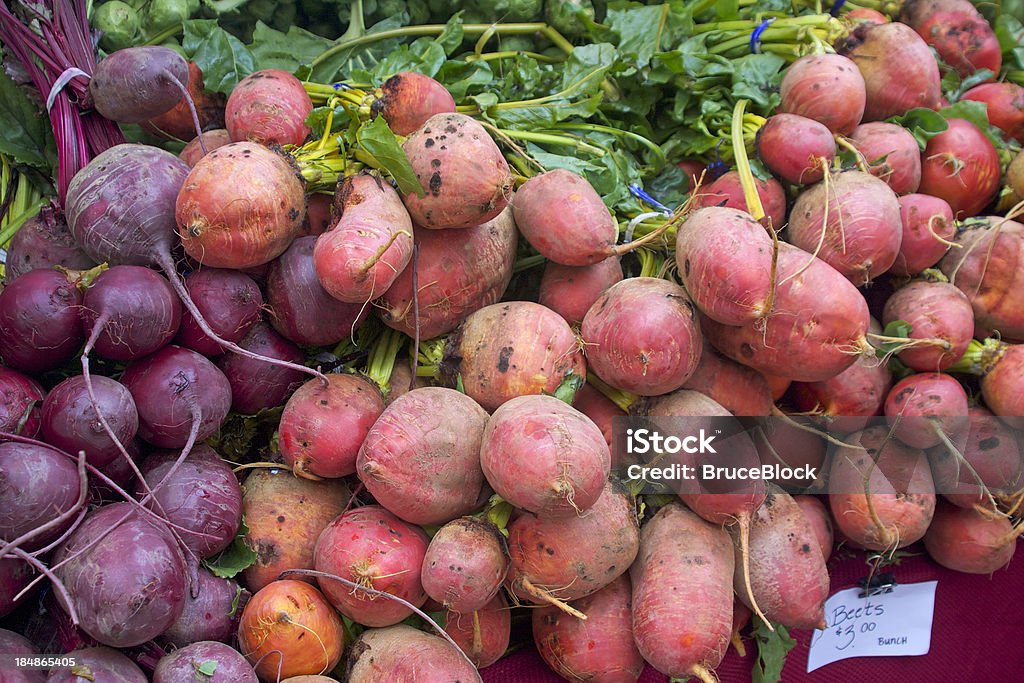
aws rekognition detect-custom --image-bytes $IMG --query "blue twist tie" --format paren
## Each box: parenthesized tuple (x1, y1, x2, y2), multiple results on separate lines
(749, 17, 777, 55)
(629, 184, 672, 214)
(829, 0, 846, 16)
(332, 82, 353, 91)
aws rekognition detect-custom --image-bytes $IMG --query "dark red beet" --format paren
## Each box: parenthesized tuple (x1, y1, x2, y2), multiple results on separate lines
(0, 269, 83, 372)
(298, 192, 334, 238)
(217, 322, 307, 414)
(161, 567, 248, 647)
(52, 503, 187, 648)
(81, 265, 182, 361)
(47, 647, 147, 683)
(0, 441, 84, 552)
(0, 628, 45, 683)
(265, 236, 369, 347)
(65, 144, 190, 267)
(0, 368, 45, 438)
(120, 345, 232, 448)
(4, 207, 95, 283)
(175, 268, 263, 357)
(140, 445, 242, 558)
(154, 641, 257, 683)
(41, 375, 139, 468)
(0, 557, 34, 618)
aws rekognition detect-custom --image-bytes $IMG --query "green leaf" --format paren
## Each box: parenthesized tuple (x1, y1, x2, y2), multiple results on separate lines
(561, 43, 617, 94)
(248, 22, 334, 74)
(605, 3, 668, 67)
(182, 19, 256, 93)
(889, 108, 949, 150)
(194, 660, 218, 677)
(371, 37, 447, 80)
(883, 319, 913, 339)
(0, 71, 54, 172)
(355, 116, 424, 197)
(752, 617, 796, 683)
(937, 100, 1003, 147)
(309, 15, 409, 84)
(730, 54, 785, 111)
(204, 518, 258, 579)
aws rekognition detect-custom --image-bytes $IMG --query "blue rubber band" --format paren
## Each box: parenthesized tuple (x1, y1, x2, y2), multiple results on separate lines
(332, 82, 353, 91)
(829, 0, 846, 17)
(628, 184, 672, 214)
(749, 17, 776, 55)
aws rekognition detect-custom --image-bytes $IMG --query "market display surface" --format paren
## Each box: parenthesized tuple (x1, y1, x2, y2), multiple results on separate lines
(0, 0, 1023, 681)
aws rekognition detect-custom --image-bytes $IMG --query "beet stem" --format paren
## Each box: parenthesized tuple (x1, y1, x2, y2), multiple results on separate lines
(163, 69, 208, 155)
(737, 512, 773, 632)
(10, 547, 79, 626)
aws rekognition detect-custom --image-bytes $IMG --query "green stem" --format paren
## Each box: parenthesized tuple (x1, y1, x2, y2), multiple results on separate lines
(514, 253, 546, 272)
(0, 199, 43, 248)
(143, 23, 183, 46)
(586, 373, 637, 412)
(364, 327, 406, 393)
(465, 50, 565, 64)
(495, 129, 605, 156)
(310, 22, 574, 71)
(947, 338, 1005, 376)
(548, 123, 666, 168)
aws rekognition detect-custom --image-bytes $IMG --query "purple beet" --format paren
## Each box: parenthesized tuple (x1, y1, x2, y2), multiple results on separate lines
(120, 345, 232, 449)
(52, 502, 187, 647)
(4, 206, 95, 283)
(160, 566, 248, 647)
(0, 442, 84, 552)
(0, 368, 46, 438)
(41, 375, 139, 468)
(139, 445, 242, 558)
(153, 641, 258, 683)
(265, 236, 369, 346)
(216, 322, 307, 414)
(46, 647, 146, 683)
(81, 265, 182, 362)
(0, 628, 45, 683)
(0, 557, 35, 618)
(0, 269, 84, 372)
(175, 268, 263, 357)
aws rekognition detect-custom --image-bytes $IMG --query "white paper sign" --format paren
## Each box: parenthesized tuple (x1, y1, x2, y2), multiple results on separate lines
(807, 581, 938, 672)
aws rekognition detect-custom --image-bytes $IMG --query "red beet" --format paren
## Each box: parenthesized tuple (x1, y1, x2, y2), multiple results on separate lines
(890, 193, 956, 276)
(837, 22, 942, 121)
(690, 170, 787, 229)
(961, 83, 1024, 142)
(0, 368, 45, 438)
(757, 114, 836, 185)
(919, 118, 1000, 218)
(41, 375, 139, 468)
(216, 322, 307, 414)
(850, 122, 922, 195)
(779, 53, 866, 134)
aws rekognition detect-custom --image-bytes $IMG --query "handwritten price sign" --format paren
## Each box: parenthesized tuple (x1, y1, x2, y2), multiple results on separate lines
(807, 581, 938, 672)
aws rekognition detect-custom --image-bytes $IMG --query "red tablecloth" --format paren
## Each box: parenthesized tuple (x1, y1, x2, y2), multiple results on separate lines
(482, 545, 1024, 683)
